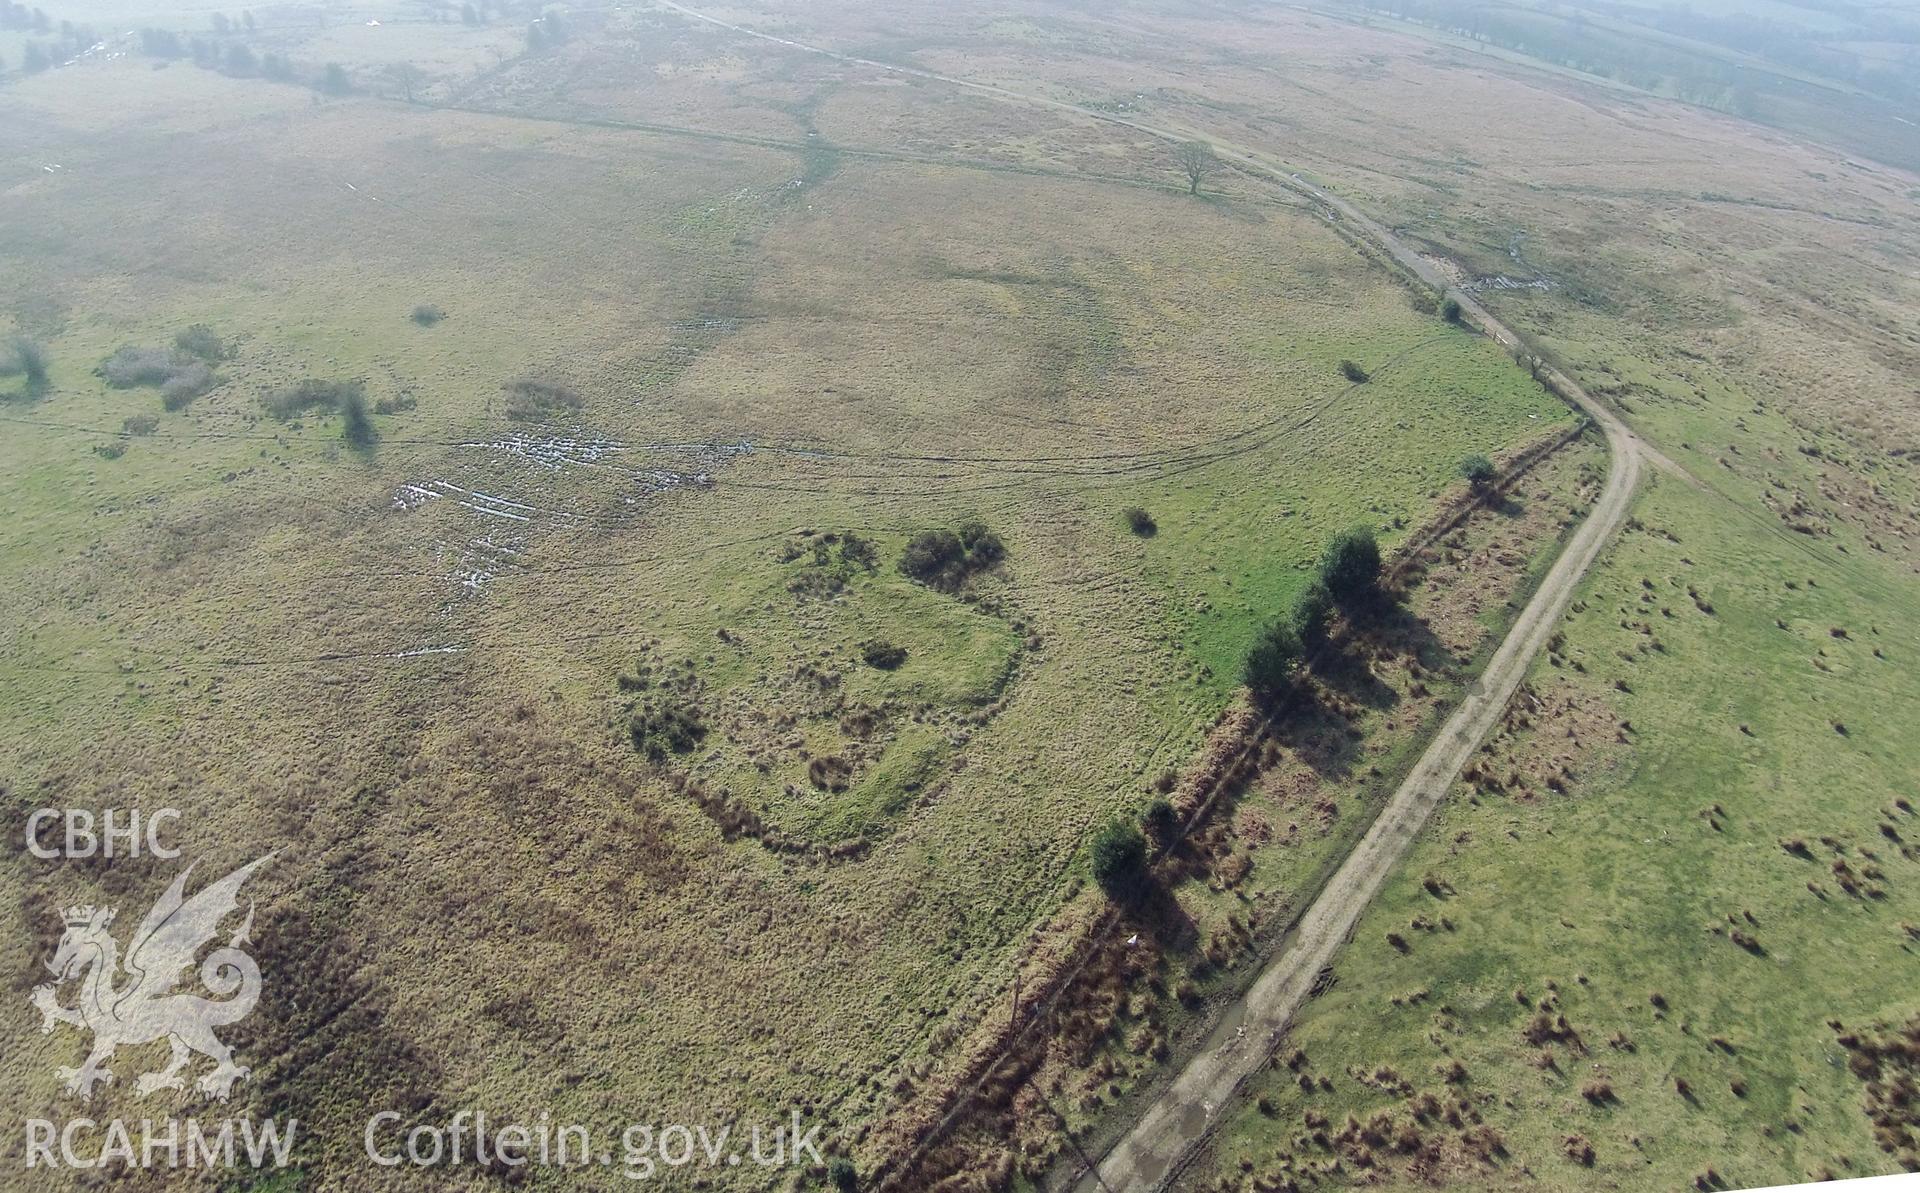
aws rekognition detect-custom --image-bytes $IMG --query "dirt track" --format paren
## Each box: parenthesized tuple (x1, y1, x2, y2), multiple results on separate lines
(1072, 156, 1648, 1193)
(648, 4, 1649, 1187)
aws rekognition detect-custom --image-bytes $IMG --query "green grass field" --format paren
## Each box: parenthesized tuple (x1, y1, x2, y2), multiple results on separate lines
(1194, 465, 1920, 1190)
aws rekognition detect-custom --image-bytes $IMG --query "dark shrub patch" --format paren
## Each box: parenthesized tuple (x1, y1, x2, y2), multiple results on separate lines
(264, 378, 364, 420)
(1244, 619, 1304, 697)
(1319, 523, 1382, 606)
(900, 521, 1004, 592)
(172, 324, 227, 361)
(860, 640, 907, 670)
(101, 345, 177, 388)
(1091, 819, 1149, 899)
(340, 387, 377, 448)
(160, 361, 216, 410)
(1291, 577, 1335, 643)
(502, 377, 582, 422)
(808, 755, 854, 792)
(1124, 507, 1157, 536)
(629, 697, 708, 760)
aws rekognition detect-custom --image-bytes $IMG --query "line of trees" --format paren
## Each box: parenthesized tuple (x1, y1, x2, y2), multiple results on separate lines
(1087, 523, 1392, 903)
(9, 18, 99, 73)
(1244, 523, 1383, 700)
(0, 0, 49, 31)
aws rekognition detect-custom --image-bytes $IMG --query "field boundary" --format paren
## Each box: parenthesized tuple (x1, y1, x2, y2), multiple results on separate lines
(865, 420, 1596, 1190)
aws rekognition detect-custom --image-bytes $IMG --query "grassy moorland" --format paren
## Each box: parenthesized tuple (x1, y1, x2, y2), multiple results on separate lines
(638, 0, 1920, 1187)
(0, 10, 1579, 1188)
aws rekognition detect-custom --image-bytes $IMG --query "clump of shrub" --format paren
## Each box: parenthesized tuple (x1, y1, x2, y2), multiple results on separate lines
(808, 755, 853, 792)
(339, 386, 377, 448)
(628, 696, 708, 760)
(860, 639, 907, 670)
(263, 378, 364, 420)
(899, 520, 1004, 593)
(1339, 359, 1370, 383)
(785, 531, 880, 598)
(1442, 298, 1463, 323)
(1123, 507, 1157, 536)
(5, 338, 50, 393)
(172, 324, 227, 361)
(101, 345, 178, 388)
(160, 361, 217, 410)
(122, 414, 160, 436)
(1144, 798, 1178, 843)
(93, 440, 127, 460)
(1319, 523, 1382, 607)
(838, 533, 878, 570)
(1244, 618, 1304, 698)
(1460, 453, 1496, 488)
(411, 304, 447, 327)
(1291, 577, 1335, 643)
(501, 377, 582, 422)
(101, 331, 225, 409)
(1090, 819, 1149, 899)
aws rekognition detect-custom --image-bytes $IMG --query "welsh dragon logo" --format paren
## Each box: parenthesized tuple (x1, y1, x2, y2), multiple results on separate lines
(31, 854, 273, 1101)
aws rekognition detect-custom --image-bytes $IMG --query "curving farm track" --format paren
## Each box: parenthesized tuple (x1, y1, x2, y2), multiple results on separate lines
(651, 3, 1651, 1187)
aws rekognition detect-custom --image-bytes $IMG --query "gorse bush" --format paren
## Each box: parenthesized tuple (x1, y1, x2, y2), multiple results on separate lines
(783, 531, 880, 599)
(101, 345, 177, 388)
(263, 378, 364, 419)
(339, 387, 377, 448)
(1244, 619, 1304, 697)
(102, 337, 223, 409)
(172, 324, 227, 361)
(1340, 359, 1370, 383)
(161, 361, 216, 411)
(838, 533, 878, 570)
(629, 696, 708, 760)
(1091, 819, 1149, 898)
(900, 521, 1004, 593)
(860, 640, 907, 670)
(1460, 453, 1496, 486)
(1319, 523, 1381, 605)
(7, 338, 49, 392)
(1291, 577, 1335, 643)
(502, 377, 583, 422)
(1124, 507, 1157, 536)
(411, 304, 446, 326)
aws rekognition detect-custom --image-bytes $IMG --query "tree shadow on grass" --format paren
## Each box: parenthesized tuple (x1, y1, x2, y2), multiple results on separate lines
(1261, 596, 1453, 780)
(1119, 880, 1200, 957)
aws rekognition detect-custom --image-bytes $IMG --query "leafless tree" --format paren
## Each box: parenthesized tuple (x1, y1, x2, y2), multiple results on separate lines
(1176, 139, 1217, 195)
(385, 61, 426, 102)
